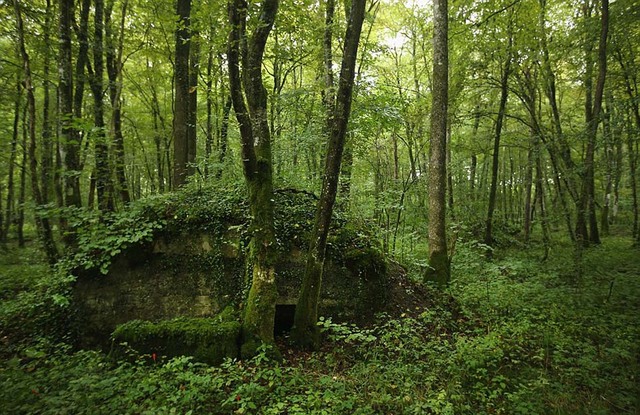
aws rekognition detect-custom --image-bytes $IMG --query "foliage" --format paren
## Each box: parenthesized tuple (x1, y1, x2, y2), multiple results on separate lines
(2, 234, 639, 414)
(0, 245, 74, 357)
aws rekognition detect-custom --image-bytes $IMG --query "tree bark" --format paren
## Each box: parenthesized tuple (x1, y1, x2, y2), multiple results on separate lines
(425, 0, 450, 285)
(14, 0, 59, 263)
(2, 73, 21, 242)
(485, 28, 513, 252)
(577, 0, 608, 246)
(106, 0, 130, 204)
(293, 0, 366, 349)
(173, 0, 192, 188)
(188, 32, 200, 178)
(18, 106, 27, 248)
(90, 0, 114, 212)
(228, 0, 280, 354)
(60, 0, 82, 209)
(41, 0, 54, 209)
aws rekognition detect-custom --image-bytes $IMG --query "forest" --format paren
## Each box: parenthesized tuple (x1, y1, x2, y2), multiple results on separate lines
(0, 0, 639, 412)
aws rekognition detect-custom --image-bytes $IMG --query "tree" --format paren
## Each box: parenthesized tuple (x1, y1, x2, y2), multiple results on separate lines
(228, 0, 280, 353)
(173, 0, 192, 188)
(59, 0, 82, 209)
(89, 0, 115, 212)
(576, 0, 608, 246)
(106, 0, 130, 204)
(425, 0, 449, 285)
(293, 0, 367, 349)
(484, 13, 513, 253)
(13, 0, 58, 263)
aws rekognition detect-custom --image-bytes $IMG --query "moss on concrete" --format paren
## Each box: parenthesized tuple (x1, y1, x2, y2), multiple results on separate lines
(111, 307, 241, 365)
(74, 185, 393, 351)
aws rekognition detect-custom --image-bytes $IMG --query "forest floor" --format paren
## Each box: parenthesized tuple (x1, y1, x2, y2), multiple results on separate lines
(0, 230, 639, 414)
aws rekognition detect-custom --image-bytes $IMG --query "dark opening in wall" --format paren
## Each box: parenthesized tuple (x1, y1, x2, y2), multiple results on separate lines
(274, 304, 296, 337)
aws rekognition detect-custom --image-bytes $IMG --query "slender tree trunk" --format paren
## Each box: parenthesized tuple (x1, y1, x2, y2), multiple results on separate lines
(173, 0, 192, 188)
(18, 108, 27, 248)
(205, 50, 214, 178)
(614, 47, 640, 239)
(106, 0, 130, 204)
(447, 127, 455, 221)
(14, 0, 59, 262)
(41, 0, 54, 209)
(150, 85, 165, 193)
(536, 149, 551, 260)
(485, 29, 512, 251)
(293, 0, 366, 348)
(578, 0, 608, 246)
(90, 0, 114, 212)
(601, 94, 614, 235)
(523, 138, 534, 243)
(3, 75, 21, 242)
(322, 0, 336, 125)
(627, 114, 639, 239)
(60, 0, 82, 209)
(218, 95, 232, 179)
(188, 33, 200, 177)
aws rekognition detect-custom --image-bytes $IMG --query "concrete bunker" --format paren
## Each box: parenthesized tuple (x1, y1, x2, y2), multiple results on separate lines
(71, 187, 392, 361)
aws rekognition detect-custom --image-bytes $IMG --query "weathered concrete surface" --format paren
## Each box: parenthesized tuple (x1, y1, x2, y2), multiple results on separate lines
(74, 227, 390, 348)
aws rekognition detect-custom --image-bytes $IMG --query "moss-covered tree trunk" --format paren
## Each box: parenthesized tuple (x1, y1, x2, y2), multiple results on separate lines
(292, 0, 366, 350)
(425, 0, 450, 285)
(228, 0, 279, 355)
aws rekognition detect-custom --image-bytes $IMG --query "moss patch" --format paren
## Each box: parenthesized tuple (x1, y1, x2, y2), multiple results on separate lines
(111, 308, 241, 365)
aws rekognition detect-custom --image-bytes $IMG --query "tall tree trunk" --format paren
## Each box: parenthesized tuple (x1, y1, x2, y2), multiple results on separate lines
(469, 106, 481, 200)
(228, 0, 280, 354)
(14, 0, 59, 263)
(218, 95, 232, 179)
(614, 47, 640, 239)
(90, 0, 114, 212)
(425, 0, 450, 285)
(188, 33, 200, 178)
(106, 0, 130, 204)
(485, 28, 512, 251)
(41, 0, 54, 209)
(523, 137, 534, 243)
(447, 125, 455, 220)
(3, 74, 21, 242)
(601, 94, 614, 235)
(18, 107, 27, 248)
(150, 84, 166, 193)
(577, 0, 608, 246)
(627, 113, 639, 240)
(173, 0, 192, 188)
(535, 148, 551, 260)
(293, 0, 366, 349)
(205, 50, 214, 178)
(322, 0, 336, 126)
(60, 0, 82, 209)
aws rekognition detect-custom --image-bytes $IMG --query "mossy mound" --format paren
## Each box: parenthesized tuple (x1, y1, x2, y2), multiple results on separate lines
(111, 308, 241, 365)
(72, 183, 391, 350)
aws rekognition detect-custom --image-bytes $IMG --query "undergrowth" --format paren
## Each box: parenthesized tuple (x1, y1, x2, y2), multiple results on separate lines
(1, 225, 638, 414)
